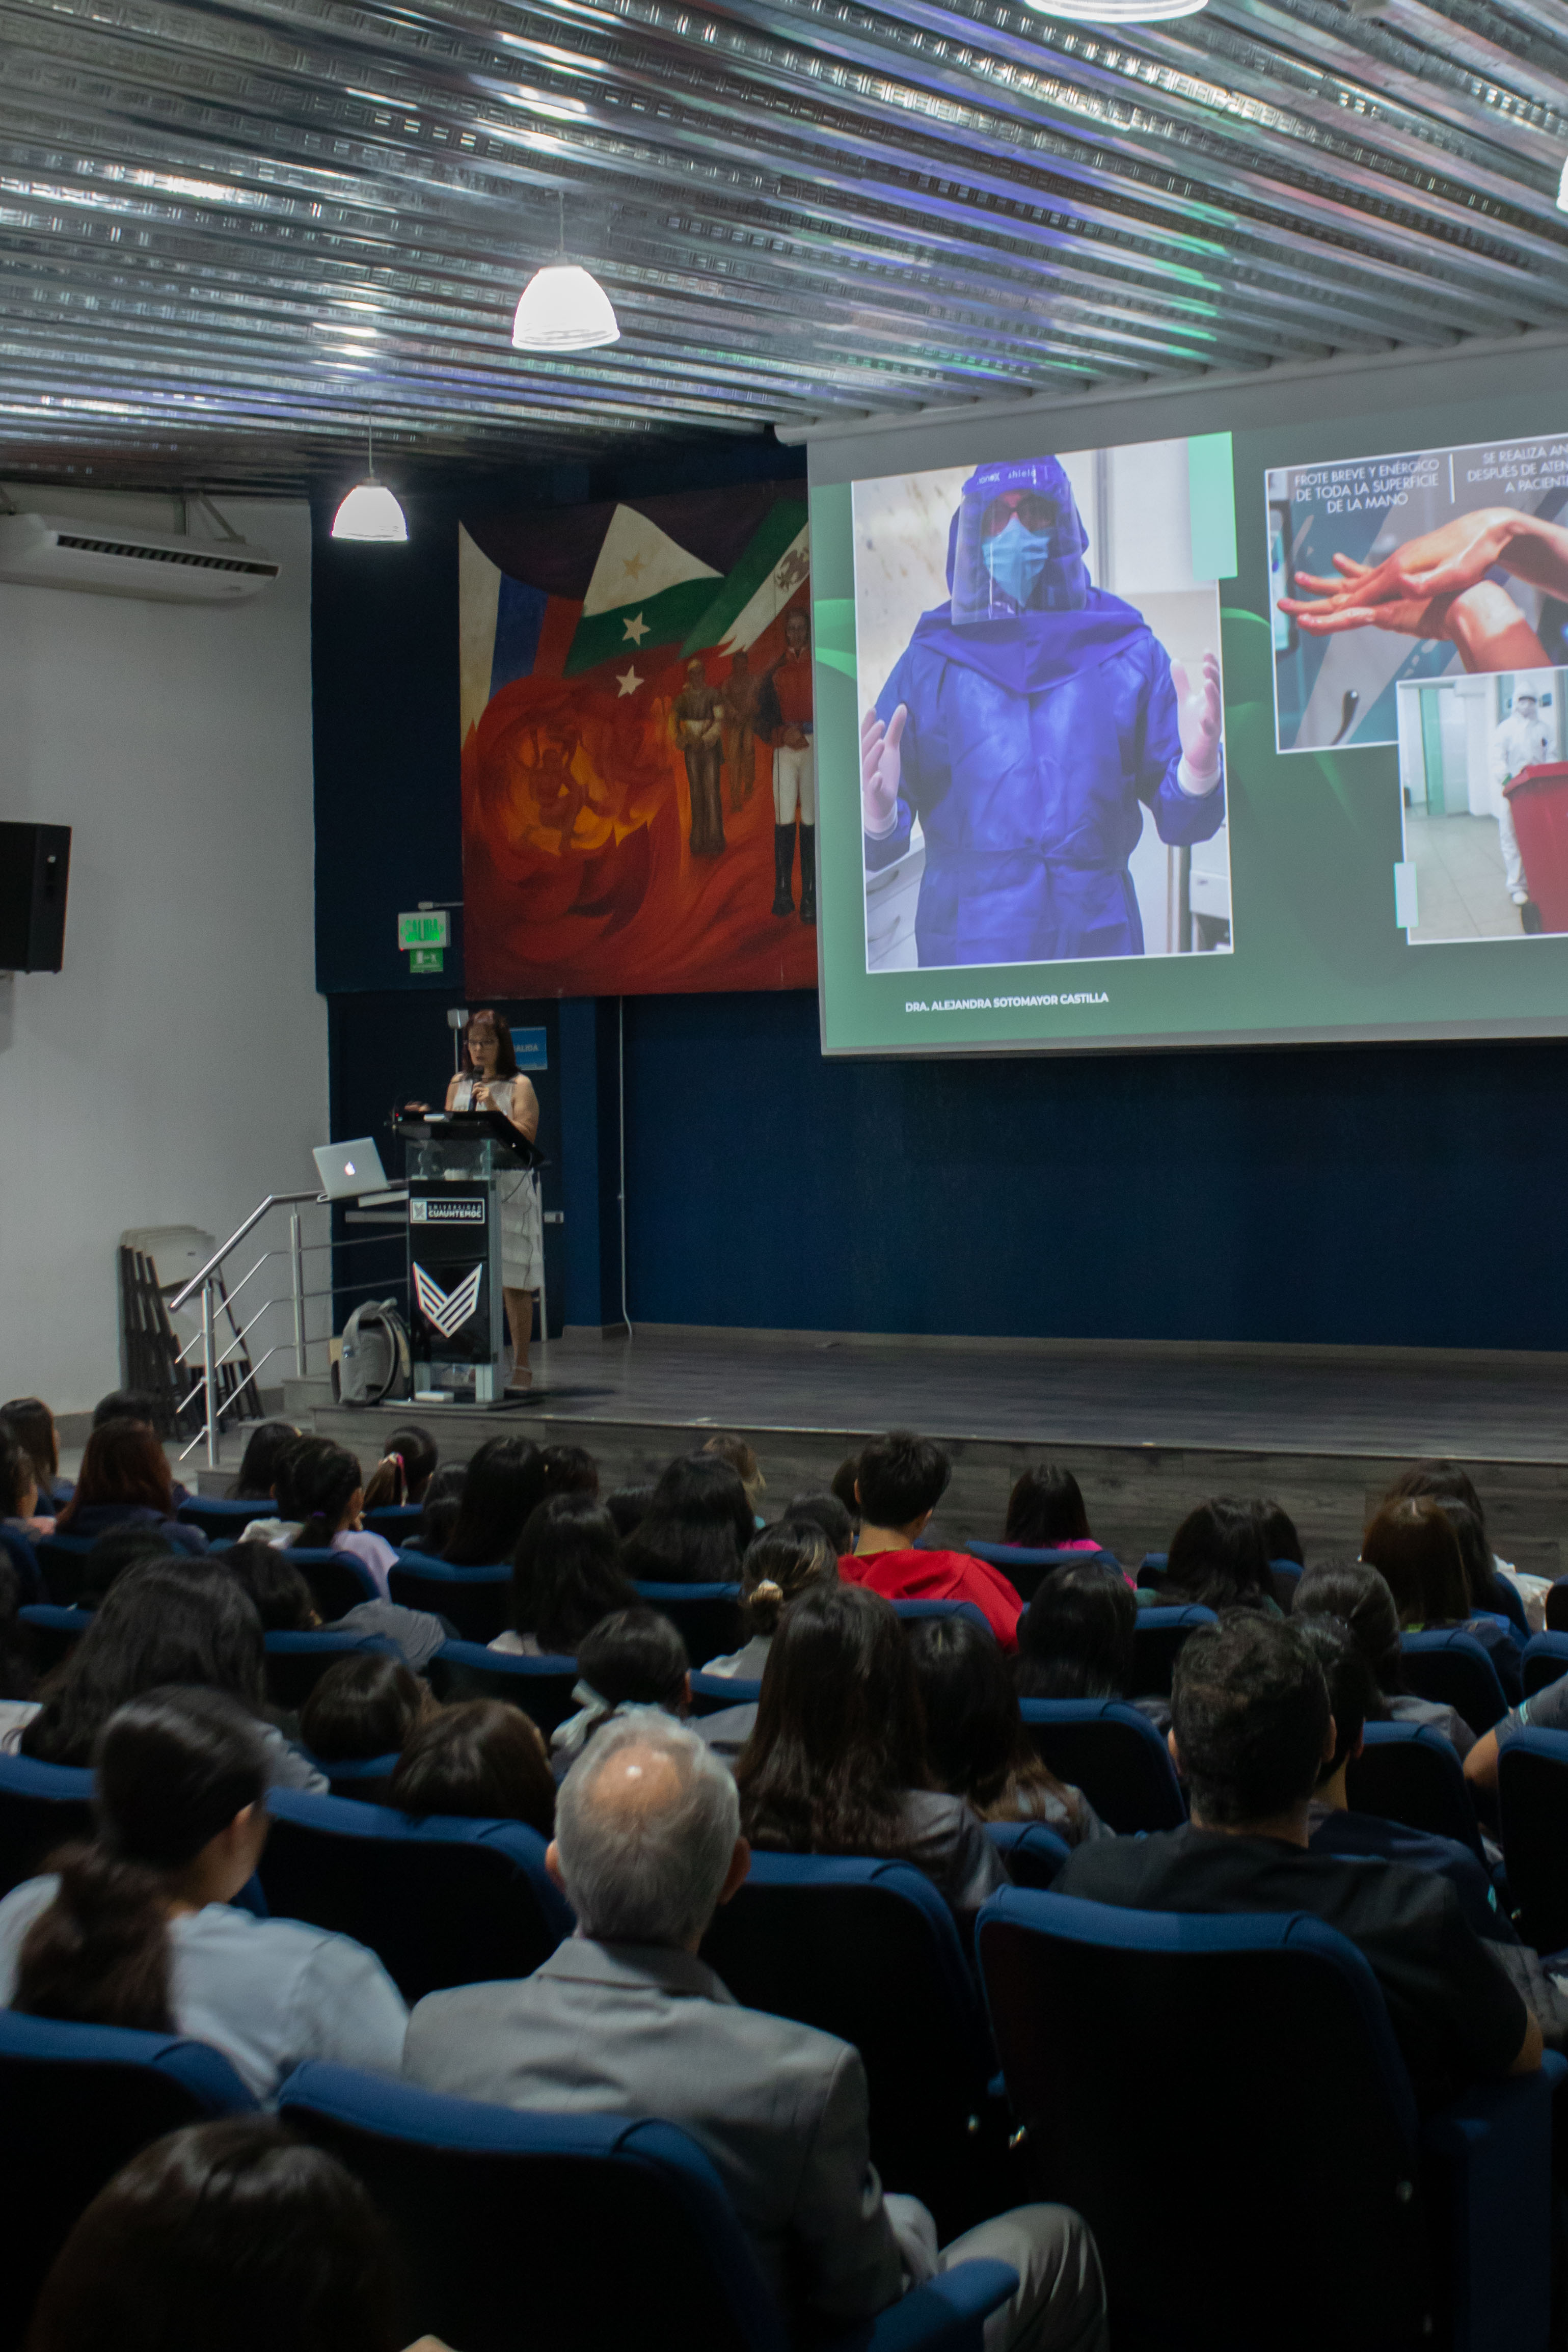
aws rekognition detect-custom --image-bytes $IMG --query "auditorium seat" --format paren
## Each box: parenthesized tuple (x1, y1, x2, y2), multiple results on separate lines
(700, 1852, 1011, 2239)
(175, 1495, 262, 1543)
(688, 1671, 762, 1718)
(1490, 1575, 1531, 1642)
(1399, 1629, 1507, 1735)
(0, 1752, 93, 1897)
(281, 1546, 379, 1618)
(1544, 1582, 1568, 1637)
(889, 1598, 995, 1638)
(307, 1751, 403, 1805)
(279, 2062, 1016, 2352)
(16, 1601, 91, 1676)
(1521, 1632, 1568, 1699)
(983, 1819, 1070, 1889)
(0, 1524, 42, 1603)
(1130, 1604, 1216, 1697)
(961, 1538, 1121, 1603)
(977, 1886, 1560, 2352)
(34, 1532, 95, 1606)
(1497, 1726, 1568, 1957)
(0, 2012, 255, 2352)
(425, 1639, 580, 1734)
(1344, 1722, 1487, 1861)
(389, 1554, 510, 1644)
(262, 1628, 400, 1712)
(1018, 1698, 1186, 1833)
(633, 1579, 744, 1662)
(258, 1787, 572, 2000)
(365, 1504, 422, 1540)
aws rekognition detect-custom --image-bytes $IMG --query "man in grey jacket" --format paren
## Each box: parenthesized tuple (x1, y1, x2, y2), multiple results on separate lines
(403, 1710, 1105, 2350)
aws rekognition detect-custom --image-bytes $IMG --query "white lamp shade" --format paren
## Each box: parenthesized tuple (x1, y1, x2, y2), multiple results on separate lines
(511, 262, 620, 352)
(1559, 156, 1567, 212)
(331, 480, 408, 542)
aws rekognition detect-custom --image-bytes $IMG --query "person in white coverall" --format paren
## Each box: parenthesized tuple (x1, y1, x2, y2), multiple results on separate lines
(1489, 686, 1552, 906)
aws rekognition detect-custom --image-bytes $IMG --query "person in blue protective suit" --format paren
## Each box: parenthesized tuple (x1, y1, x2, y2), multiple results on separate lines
(860, 457, 1226, 966)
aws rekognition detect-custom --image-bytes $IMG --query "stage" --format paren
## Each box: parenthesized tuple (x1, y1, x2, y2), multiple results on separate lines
(275, 1327, 1568, 1581)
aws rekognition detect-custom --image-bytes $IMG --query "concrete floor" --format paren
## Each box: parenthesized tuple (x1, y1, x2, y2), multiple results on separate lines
(1406, 807, 1524, 945)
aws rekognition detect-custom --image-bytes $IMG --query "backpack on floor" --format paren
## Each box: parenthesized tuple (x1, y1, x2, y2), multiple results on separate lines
(338, 1299, 412, 1406)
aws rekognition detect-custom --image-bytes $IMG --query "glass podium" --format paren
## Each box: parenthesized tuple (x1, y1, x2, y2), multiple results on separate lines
(392, 1113, 545, 1403)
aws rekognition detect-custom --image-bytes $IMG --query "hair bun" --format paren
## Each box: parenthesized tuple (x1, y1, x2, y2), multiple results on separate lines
(751, 1579, 784, 1604)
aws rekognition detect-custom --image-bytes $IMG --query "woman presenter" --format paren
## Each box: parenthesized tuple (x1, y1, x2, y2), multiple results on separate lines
(408, 1009, 542, 1390)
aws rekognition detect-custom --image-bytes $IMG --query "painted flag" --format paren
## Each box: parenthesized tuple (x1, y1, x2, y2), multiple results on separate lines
(564, 504, 720, 677)
(681, 500, 808, 657)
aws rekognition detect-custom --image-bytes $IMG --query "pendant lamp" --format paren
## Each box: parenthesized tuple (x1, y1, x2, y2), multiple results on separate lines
(512, 191, 620, 353)
(331, 420, 408, 543)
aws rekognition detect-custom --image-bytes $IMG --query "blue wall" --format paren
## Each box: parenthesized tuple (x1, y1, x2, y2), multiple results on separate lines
(314, 447, 1568, 1352)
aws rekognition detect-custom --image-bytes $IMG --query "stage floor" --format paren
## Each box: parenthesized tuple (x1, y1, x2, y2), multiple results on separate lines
(299, 1327, 1568, 1581)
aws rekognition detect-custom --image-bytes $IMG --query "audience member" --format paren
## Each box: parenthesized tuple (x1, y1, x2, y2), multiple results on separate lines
(92, 1389, 163, 1430)
(56, 1422, 206, 1556)
(1, 1394, 72, 1507)
(299, 1652, 430, 1764)
(226, 1420, 300, 1504)
(0, 1689, 407, 2098)
(1463, 1656, 1568, 1813)
(1156, 1498, 1276, 1613)
(1054, 1614, 1540, 2112)
(909, 1613, 1107, 1847)
(1361, 1498, 1520, 1701)
(403, 1711, 1106, 2350)
(494, 1492, 637, 1658)
(1293, 1559, 1475, 1756)
(1003, 1463, 1102, 1554)
(703, 1520, 839, 1680)
(1388, 1459, 1544, 1628)
(360, 1423, 439, 1513)
(24, 2120, 409, 2352)
(282, 1438, 396, 1599)
(618, 1453, 755, 1586)
(222, 1538, 319, 1631)
(604, 1482, 654, 1540)
(552, 1606, 690, 1775)
(390, 1699, 555, 1836)
(0, 1555, 38, 1740)
(842, 1431, 1023, 1650)
(442, 1436, 548, 1567)
(1013, 1563, 1138, 1704)
(79, 1524, 178, 1607)
(702, 1432, 766, 1522)
(239, 1432, 307, 1547)
(736, 1582, 1007, 1931)
(0, 1422, 50, 1562)
(409, 1462, 466, 1558)
(783, 1489, 854, 1557)
(1254, 1499, 1304, 1567)
(537, 1442, 601, 1500)
(15, 1557, 325, 1790)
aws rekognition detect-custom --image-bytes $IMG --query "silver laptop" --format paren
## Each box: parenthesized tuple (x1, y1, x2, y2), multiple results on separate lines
(312, 1138, 390, 1200)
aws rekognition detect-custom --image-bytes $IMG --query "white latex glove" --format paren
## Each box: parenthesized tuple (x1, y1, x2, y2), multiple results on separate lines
(1172, 651, 1223, 792)
(860, 703, 907, 836)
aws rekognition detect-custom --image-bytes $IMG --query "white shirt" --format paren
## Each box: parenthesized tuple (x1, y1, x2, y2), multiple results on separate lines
(0, 1877, 408, 2102)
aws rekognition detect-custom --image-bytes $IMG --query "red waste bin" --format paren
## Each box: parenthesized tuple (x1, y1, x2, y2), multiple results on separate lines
(1503, 762, 1568, 932)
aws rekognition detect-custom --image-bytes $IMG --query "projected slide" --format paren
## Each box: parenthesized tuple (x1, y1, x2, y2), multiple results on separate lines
(853, 441, 1232, 974)
(810, 385, 1568, 1057)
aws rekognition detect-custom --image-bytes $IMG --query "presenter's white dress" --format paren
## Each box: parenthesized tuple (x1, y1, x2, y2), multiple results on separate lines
(455, 1076, 543, 1291)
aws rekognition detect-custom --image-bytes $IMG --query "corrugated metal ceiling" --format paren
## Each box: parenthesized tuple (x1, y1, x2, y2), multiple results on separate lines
(0, 0, 1563, 490)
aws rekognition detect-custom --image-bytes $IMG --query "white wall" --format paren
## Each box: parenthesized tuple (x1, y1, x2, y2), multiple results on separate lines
(0, 490, 326, 1414)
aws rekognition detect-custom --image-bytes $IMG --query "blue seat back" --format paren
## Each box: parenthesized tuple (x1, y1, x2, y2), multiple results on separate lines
(389, 1555, 511, 1645)
(983, 1819, 1070, 1889)
(1522, 1631, 1568, 1699)
(1130, 1604, 1216, 1697)
(888, 1598, 993, 1638)
(977, 1889, 1429, 2349)
(961, 1538, 1121, 1603)
(281, 1546, 379, 1618)
(0, 1752, 94, 1898)
(700, 1852, 999, 2240)
(262, 1629, 398, 1712)
(17, 1603, 92, 1677)
(307, 1750, 403, 1805)
(1489, 1574, 1531, 1640)
(1344, 1721, 1485, 1861)
(259, 1788, 572, 2002)
(176, 1496, 263, 1542)
(0, 2012, 254, 2352)
(632, 1580, 744, 1664)
(279, 2064, 787, 2352)
(1018, 1698, 1186, 1832)
(34, 1533, 94, 1606)
(1498, 1726, 1568, 1955)
(688, 1671, 762, 1718)
(425, 1640, 581, 1734)
(1399, 1628, 1507, 1734)
(365, 1504, 423, 1540)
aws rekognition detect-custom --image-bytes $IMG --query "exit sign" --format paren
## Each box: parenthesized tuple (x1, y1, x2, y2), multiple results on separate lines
(398, 910, 450, 950)
(409, 946, 444, 974)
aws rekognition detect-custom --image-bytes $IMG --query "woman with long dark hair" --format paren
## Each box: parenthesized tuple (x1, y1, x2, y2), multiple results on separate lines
(736, 1582, 1007, 1929)
(1013, 1562, 1137, 1701)
(1294, 1557, 1474, 1757)
(56, 1422, 206, 1556)
(1361, 1497, 1522, 1702)
(1, 1394, 70, 1509)
(494, 1491, 637, 1657)
(619, 1452, 755, 1586)
(1003, 1463, 1099, 1554)
(909, 1613, 1107, 1846)
(1158, 1498, 1277, 1613)
(390, 1698, 555, 1836)
(226, 1420, 300, 1504)
(0, 1688, 407, 2099)
(285, 1438, 397, 1599)
(444, 1436, 548, 1568)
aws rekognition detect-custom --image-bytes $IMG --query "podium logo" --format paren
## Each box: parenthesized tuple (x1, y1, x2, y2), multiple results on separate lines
(412, 1261, 483, 1338)
(410, 1198, 484, 1224)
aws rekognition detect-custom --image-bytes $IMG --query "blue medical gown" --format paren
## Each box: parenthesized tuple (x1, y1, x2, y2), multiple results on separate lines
(866, 594, 1225, 966)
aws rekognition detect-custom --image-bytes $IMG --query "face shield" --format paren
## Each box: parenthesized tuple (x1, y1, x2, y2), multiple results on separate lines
(949, 458, 1090, 627)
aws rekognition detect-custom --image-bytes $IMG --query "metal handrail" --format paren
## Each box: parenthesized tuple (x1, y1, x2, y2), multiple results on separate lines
(168, 1191, 321, 1312)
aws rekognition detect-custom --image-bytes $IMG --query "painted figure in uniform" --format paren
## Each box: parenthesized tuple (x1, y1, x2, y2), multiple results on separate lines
(761, 606, 816, 924)
(673, 659, 726, 856)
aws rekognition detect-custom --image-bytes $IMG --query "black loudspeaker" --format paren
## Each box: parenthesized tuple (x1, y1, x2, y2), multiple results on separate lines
(0, 823, 71, 971)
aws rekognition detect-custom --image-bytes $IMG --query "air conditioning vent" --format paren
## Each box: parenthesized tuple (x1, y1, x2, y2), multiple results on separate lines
(52, 533, 279, 578)
(0, 511, 280, 604)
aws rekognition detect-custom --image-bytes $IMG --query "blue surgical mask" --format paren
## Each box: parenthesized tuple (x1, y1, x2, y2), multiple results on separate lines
(980, 517, 1057, 607)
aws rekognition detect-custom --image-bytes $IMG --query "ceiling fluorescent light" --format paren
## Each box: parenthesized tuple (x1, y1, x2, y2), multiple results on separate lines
(1023, 0, 1204, 17)
(330, 419, 408, 543)
(511, 190, 619, 352)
